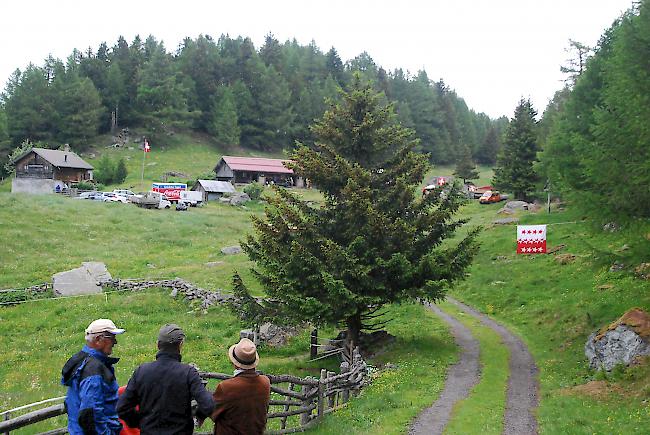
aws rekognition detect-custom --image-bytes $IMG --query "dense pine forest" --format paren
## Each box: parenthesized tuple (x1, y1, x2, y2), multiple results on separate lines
(538, 1, 650, 218)
(1, 0, 648, 222)
(0, 34, 507, 178)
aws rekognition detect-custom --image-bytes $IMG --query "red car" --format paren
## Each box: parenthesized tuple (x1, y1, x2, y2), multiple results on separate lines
(479, 190, 505, 204)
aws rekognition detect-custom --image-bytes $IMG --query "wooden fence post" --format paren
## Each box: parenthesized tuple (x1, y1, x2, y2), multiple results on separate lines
(327, 371, 336, 409)
(317, 369, 326, 419)
(3, 411, 10, 435)
(340, 361, 350, 403)
(280, 382, 294, 430)
(299, 384, 311, 426)
(310, 329, 318, 359)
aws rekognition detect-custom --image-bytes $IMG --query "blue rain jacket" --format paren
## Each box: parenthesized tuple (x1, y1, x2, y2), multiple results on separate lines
(61, 345, 122, 435)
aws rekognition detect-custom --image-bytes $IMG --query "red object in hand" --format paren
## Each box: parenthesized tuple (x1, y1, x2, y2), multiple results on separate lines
(118, 386, 141, 435)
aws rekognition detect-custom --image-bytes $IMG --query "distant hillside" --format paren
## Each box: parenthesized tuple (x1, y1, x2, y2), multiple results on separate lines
(0, 33, 508, 179)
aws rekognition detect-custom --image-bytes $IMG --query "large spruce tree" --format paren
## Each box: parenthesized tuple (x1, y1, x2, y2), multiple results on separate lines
(493, 99, 539, 200)
(453, 144, 479, 184)
(236, 75, 480, 347)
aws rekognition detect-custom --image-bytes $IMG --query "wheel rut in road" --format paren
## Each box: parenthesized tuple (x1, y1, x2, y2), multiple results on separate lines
(409, 297, 539, 435)
(409, 302, 481, 435)
(447, 297, 539, 435)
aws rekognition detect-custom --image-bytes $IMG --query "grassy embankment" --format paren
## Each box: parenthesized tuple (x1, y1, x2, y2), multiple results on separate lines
(452, 199, 650, 434)
(0, 192, 457, 434)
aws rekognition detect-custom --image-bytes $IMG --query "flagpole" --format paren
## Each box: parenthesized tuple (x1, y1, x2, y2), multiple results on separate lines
(141, 138, 146, 187)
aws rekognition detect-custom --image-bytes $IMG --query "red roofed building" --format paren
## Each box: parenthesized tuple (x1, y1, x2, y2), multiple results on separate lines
(214, 156, 304, 187)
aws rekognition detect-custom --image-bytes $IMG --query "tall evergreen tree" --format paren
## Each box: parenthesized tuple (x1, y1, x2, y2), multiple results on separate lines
(236, 75, 480, 347)
(114, 157, 128, 183)
(135, 44, 195, 141)
(476, 126, 500, 164)
(493, 99, 539, 199)
(208, 86, 240, 147)
(4, 65, 55, 144)
(453, 144, 479, 183)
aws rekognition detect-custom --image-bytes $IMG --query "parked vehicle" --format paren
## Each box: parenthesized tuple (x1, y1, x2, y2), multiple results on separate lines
(113, 189, 135, 199)
(152, 182, 187, 203)
(130, 191, 172, 209)
(103, 192, 128, 203)
(175, 201, 189, 211)
(76, 191, 104, 201)
(479, 190, 508, 204)
(179, 190, 203, 206)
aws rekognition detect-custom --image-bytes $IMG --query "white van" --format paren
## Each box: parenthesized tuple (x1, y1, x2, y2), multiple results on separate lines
(180, 190, 203, 206)
(113, 189, 135, 202)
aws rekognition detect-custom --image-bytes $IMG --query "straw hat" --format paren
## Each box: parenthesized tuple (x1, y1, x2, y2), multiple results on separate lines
(228, 338, 259, 369)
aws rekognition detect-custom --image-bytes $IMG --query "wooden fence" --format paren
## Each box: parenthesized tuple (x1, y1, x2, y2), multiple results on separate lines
(0, 348, 367, 434)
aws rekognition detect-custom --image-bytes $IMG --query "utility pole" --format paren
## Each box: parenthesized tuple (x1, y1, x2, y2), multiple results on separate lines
(544, 178, 551, 214)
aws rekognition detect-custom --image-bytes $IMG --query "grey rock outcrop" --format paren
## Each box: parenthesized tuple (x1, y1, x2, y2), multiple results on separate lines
(53, 262, 112, 296)
(501, 200, 530, 212)
(493, 217, 519, 225)
(585, 325, 650, 371)
(230, 193, 251, 206)
(221, 246, 242, 255)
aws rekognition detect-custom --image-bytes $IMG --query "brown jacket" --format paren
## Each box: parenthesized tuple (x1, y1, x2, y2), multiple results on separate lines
(211, 371, 271, 435)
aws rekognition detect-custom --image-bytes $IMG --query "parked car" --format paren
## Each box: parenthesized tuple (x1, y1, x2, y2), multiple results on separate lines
(103, 192, 128, 203)
(76, 191, 104, 201)
(175, 201, 189, 211)
(479, 190, 508, 204)
(113, 189, 135, 199)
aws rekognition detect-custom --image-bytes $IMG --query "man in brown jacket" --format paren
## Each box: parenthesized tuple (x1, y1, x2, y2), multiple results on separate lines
(210, 338, 271, 435)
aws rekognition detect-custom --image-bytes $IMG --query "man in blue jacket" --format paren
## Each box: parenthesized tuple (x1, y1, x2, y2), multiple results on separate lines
(62, 318, 125, 435)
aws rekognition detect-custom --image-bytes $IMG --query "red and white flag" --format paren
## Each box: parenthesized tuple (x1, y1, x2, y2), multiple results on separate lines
(144, 139, 151, 153)
(517, 225, 547, 254)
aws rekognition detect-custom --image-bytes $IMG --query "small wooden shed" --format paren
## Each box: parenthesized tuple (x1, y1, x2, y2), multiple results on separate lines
(192, 180, 236, 202)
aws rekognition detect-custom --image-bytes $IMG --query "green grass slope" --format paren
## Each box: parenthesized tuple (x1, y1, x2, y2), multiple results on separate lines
(0, 191, 458, 434)
(83, 131, 284, 191)
(453, 201, 650, 434)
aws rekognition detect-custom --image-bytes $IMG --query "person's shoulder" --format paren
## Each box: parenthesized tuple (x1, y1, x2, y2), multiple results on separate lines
(81, 356, 114, 383)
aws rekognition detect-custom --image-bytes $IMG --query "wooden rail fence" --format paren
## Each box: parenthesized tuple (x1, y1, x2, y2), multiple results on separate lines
(0, 348, 367, 434)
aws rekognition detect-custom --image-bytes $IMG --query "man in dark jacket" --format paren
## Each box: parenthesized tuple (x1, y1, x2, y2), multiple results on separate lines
(117, 324, 214, 434)
(61, 318, 126, 435)
(211, 338, 271, 435)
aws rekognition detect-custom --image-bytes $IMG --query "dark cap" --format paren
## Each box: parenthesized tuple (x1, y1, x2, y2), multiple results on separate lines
(158, 324, 185, 344)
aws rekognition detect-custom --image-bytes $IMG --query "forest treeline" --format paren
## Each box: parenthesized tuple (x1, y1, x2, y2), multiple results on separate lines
(0, 34, 507, 177)
(538, 0, 649, 218)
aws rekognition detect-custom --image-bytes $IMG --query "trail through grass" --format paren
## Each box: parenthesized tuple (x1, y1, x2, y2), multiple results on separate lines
(452, 202, 650, 434)
(438, 300, 509, 435)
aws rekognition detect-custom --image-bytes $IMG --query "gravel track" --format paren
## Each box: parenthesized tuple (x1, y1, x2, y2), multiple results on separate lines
(409, 302, 481, 435)
(447, 297, 539, 435)
(409, 298, 539, 435)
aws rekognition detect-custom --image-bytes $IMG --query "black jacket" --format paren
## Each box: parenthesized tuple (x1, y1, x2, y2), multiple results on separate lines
(117, 352, 215, 435)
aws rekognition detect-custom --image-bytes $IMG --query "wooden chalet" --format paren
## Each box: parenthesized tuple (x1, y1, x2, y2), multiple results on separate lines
(11, 148, 93, 194)
(214, 156, 304, 187)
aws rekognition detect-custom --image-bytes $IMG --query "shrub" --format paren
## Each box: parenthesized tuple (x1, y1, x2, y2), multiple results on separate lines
(243, 182, 264, 200)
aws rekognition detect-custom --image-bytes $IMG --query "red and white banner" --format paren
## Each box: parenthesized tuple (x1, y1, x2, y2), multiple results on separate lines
(517, 225, 547, 254)
(144, 139, 151, 153)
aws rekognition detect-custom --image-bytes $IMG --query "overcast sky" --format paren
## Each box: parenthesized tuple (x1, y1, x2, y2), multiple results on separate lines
(1, 0, 634, 119)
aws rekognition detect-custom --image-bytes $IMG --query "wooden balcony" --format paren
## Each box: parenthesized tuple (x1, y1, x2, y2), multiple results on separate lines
(16, 169, 54, 179)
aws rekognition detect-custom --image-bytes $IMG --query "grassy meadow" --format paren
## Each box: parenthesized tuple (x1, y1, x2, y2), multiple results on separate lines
(0, 190, 457, 434)
(81, 131, 291, 192)
(451, 200, 650, 434)
(1, 144, 648, 434)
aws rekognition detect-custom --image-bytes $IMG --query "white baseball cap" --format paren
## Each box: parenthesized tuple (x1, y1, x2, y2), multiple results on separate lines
(85, 319, 125, 335)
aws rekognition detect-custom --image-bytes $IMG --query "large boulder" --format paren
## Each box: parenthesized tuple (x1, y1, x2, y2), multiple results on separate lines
(53, 262, 112, 297)
(221, 246, 242, 255)
(585, 308, 650, 370)
(230, 192, 251, 206)
(504, 200, 530, 210)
